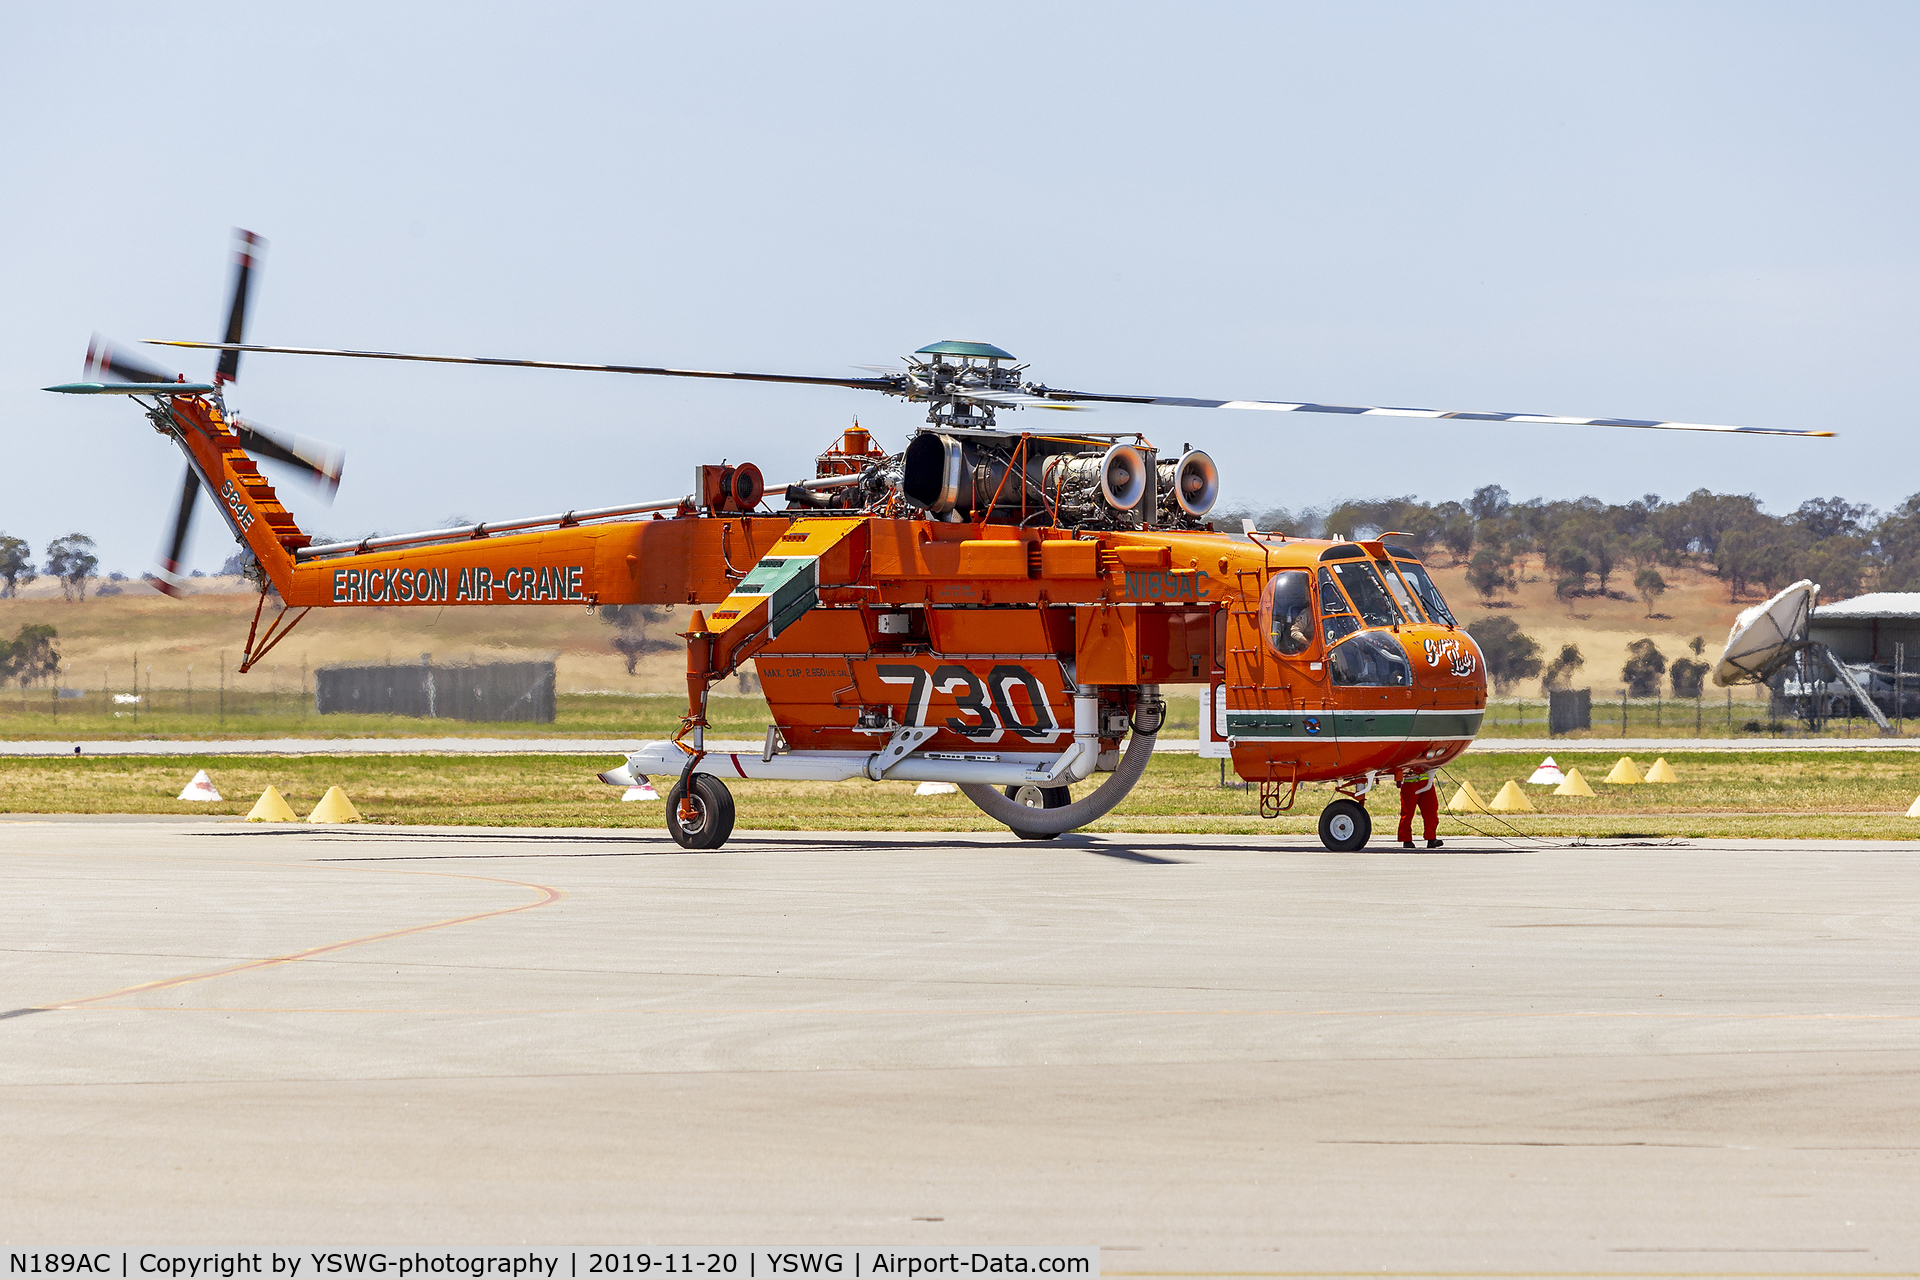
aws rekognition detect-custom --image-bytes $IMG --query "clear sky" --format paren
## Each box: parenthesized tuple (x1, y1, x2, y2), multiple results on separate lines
(4, 1, 1916, 574)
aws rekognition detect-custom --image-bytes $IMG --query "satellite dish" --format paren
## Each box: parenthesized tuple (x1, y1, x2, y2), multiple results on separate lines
(1712, 579, 1817, 687)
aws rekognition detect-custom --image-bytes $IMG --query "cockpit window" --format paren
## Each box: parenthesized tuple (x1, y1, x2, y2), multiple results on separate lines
(1264, 570, 1312, 656)
(1376, 558, 1424, 622)
(1318, 568, 1359, 646)
(1318, 569, 1349, 613)
(1328, 631, 1412, 686)
(1327, 560, 1403, 627)
(1393, 560, 1457, 626)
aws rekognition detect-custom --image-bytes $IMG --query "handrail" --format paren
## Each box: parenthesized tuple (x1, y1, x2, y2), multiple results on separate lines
(294, 496, 690, 561)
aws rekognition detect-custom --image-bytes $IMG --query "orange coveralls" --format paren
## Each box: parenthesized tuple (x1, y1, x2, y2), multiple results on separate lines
(1397, 770, 1439, 843)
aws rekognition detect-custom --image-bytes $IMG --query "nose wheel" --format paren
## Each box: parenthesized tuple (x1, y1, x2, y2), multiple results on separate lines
(1318, 798, 1371, 852)
(666, 774, 737, 850)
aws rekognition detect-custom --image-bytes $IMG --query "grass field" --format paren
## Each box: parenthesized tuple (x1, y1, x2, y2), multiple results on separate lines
(6, 749, 1919, 840)
(4, 685, 1875, 744)
(0, 690, 1210, 742)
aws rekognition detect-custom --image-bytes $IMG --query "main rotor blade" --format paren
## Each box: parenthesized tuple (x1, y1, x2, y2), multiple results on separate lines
(231, 416, 344, 499)
(148, 341, 901, 393)
(1031, 387, 1832, 438)
(215, 229, 266, 386)
(957, 387, 1085, 411)
(154, 466, 200, 598)
(86, 334, 177, 384)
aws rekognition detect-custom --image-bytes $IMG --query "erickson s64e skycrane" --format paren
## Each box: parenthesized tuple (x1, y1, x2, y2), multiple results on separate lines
(49, 232, 1832, 850)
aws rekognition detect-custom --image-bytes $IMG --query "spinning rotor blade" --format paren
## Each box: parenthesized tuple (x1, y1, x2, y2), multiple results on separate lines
(215, 229, 266, 386)
(231, 416, 344, 499)
(149, 341, 900, 393)
(145, 339, 1828, 437)
(86, 334, 177, 384)
(1029, 387, 1832, 438)
(154, 466, 200, 598)
(957, 387, 1085, 411)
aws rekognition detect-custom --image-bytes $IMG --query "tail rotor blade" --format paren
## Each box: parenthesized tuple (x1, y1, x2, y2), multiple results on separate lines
(214, 229, 267, 386)
(86, 334, 178, 384)
(154, 466, 200, 597)
(231, 416, 344, 500)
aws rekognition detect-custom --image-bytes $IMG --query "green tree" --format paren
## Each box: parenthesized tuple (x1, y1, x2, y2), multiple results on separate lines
(1689, 635, 1706, 657)
(1670, 657, 1709, 699)
(1876, 494, 1920, 590)
(0, 535, 34, 598)
(1547, 538, 1592, 594)
(1542, 643, 1585, 692)
(44, 534, 98, 602)
(1464, 616, 1542, 694)
(1622, 638, 1668, 697)
(1433, 500, 1474, 563)
(1634, 567, 1667, 617)
(1553, 573, 1583, 611)
(1, 624, 59, 688)
(599, 603, 677, 675)
(1465, 548, 1517, 605)
(1468, 485, 1510, 523)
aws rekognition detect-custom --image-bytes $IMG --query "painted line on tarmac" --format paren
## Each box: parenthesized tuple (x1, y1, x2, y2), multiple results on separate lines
(22, 863, 565, 1014)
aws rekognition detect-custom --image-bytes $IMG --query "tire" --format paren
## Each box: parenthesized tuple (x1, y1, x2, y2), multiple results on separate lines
(666, 774, 736, 850)
(1318, 798, 1371, 852)
(1003, 783, 1070, 841)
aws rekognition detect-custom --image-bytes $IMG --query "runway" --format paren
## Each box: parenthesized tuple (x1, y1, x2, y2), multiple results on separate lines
(2, 818, 1915, 1273)
(7, 735, 1919, 755)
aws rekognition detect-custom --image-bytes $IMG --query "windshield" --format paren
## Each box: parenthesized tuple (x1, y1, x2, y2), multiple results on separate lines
(1318, 569, 1358, 646)
(1393, 559, 1456, 626)
(1376, 558, 1423, 621)
(1327, 560, 1403, 627)
(1329, 631, 1412, 686)
(1265, 570, 1312, 656)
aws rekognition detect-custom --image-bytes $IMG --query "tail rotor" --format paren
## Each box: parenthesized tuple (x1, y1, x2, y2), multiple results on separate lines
(215, 229, 265, 387)
(83, 228, 343, 592)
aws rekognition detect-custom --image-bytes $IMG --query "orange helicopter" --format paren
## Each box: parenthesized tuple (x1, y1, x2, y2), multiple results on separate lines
(50, 232, 1831, 850)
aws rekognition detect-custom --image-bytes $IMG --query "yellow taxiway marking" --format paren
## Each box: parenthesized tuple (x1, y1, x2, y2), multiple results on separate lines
(29, 862, 563, 1012)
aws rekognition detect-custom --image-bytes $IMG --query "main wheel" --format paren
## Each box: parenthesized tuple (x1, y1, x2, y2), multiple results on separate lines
(1318, 798, 1372, 852)
(666, 774, 736, 850)
(1003, 783, 1070, 841)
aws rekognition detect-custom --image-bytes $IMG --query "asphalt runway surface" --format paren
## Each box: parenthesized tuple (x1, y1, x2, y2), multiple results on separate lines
(2, 818, 1916, 1274)
(7, 735, 1918, 754)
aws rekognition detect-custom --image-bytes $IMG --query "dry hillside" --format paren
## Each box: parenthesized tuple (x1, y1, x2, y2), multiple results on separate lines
(1426, 553, 1768, 702)
(0, 576, 694, 695)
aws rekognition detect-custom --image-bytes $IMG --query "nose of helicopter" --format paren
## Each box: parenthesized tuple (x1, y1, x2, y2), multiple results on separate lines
(1404, 625, 1488, 697)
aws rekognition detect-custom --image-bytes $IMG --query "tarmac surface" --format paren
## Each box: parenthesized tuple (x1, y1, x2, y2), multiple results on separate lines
(5, 735, 1917, 755)
(2, 817, 1916, 1272)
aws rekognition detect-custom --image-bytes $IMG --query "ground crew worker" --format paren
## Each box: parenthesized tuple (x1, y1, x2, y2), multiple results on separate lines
(1397, 768, 1443, 849)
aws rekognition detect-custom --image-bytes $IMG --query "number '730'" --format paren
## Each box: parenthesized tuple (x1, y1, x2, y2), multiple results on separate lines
(875, 663, 1063, 742)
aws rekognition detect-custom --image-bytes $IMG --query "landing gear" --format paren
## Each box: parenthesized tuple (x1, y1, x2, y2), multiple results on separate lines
(666, 774, 736, 850)
(1318, 798, 1371, 852)
(1003, 783, 1070, 840)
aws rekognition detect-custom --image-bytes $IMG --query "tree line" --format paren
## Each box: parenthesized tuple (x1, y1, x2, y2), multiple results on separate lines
(0, 533, 102, 600)
(1464, 616, 1712, 700)
(1215, 484, 1914, 605)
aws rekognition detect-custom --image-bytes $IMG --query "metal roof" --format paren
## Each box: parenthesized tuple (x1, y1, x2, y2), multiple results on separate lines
(1812, 592, 1920, 620)
(914, 340, 1016, 360)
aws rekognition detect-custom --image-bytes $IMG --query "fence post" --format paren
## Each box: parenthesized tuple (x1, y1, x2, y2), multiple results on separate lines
(1889, 640, 1904, 740)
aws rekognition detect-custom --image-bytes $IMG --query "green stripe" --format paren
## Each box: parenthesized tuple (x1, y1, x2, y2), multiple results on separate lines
(1225, 710, 1483, 740)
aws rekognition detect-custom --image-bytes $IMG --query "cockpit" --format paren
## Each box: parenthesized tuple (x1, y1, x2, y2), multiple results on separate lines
(1261, 544, 1460, 686)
